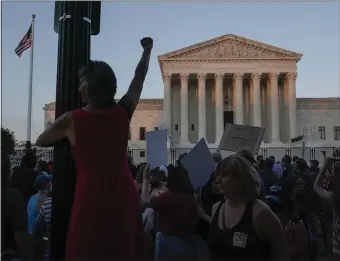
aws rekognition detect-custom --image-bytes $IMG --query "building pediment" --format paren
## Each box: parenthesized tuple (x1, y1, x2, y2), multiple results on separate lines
(158, 34, 302, 61)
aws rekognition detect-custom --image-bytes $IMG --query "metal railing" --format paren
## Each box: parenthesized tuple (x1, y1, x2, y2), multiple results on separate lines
(13, 146, 340, 166)
(127, 146, 340, 165)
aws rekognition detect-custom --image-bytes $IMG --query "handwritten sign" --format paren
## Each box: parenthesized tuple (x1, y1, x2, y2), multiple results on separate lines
(181, 138, 215, 189)
(218, 123, 265, 155)
(10, 151, 46, 169)
(146, 129, 168, 169)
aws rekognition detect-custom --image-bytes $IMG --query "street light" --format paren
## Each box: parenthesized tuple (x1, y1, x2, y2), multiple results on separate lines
(51, 2, 101, 259)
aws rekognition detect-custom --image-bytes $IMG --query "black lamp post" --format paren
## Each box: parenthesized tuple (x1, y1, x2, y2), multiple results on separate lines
(51, 2, 101, 259)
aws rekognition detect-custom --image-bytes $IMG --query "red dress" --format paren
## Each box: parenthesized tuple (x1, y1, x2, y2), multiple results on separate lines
(65, 104, 145, 260)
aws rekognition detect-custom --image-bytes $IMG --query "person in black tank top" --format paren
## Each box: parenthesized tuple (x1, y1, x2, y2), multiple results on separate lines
(209, 200, 271, 260)
(207, 154, 290, 260)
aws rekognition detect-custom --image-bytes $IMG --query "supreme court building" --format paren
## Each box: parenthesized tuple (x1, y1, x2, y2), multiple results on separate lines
(159, 34, 301, 146)
(44, 34, 340, 162)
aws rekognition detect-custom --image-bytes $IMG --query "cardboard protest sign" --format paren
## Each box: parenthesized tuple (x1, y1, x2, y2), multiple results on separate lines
(181, 138, 215, 189)
(146, 129, 168, 169)
(218, 123, 265, 155)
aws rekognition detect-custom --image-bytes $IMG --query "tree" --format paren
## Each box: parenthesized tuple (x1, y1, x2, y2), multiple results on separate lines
(1, 127, 16, 154)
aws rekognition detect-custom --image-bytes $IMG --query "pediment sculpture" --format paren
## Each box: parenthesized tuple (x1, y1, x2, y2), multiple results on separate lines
(169, 39, 291, 59)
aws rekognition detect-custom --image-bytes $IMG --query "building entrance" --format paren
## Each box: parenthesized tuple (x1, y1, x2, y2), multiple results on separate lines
(224, 111, 234, 127)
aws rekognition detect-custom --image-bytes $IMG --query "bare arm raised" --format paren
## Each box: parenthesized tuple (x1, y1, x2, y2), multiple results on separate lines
(119, 37, 153, 119)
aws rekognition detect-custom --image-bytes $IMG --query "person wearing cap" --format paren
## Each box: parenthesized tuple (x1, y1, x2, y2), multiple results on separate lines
(27, 175, 52, 235)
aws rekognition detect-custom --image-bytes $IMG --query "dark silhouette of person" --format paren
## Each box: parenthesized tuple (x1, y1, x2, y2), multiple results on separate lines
(36, 37, 153, 260)
(11, 152, 40, 205)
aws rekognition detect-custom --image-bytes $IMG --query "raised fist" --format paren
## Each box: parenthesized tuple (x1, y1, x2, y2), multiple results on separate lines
(141, 37, 153, 50)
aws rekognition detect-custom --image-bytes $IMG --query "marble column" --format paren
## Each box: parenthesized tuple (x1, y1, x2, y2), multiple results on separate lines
(251, 73, 262, 127)
(162, 73, 172, 131)
(198, 73, 207, 140)
(268, 72, 280, 143)
(286, 72, 298, 140)
(180, 73, 189, 143)
(233, 73, 244, 125)
(215, 73, 224, 143)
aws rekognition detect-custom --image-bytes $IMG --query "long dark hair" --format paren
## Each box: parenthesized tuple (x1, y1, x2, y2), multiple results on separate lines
(166, 166, 194, 194)
(79, 60, 117, 108)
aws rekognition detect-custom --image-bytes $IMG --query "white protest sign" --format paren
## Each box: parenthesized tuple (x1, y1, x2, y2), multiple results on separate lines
(10, 155, 22, 168)
(146, 129, 168, 169)
(218, 123, 265, 155)
(181, 138, 216, 190)
(9, 150, 47, 169)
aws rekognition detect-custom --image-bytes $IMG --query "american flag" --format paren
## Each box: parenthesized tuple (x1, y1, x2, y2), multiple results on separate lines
(15, 25, 32, 57)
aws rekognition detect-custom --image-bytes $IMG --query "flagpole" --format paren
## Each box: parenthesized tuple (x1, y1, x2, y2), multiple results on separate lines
(26, 14, 35, 143)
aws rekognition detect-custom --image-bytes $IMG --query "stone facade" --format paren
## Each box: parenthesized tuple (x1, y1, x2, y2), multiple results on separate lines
(43, 97, 340, 163)
(43, 34, 340, 163)
(159, 34, 302, 146)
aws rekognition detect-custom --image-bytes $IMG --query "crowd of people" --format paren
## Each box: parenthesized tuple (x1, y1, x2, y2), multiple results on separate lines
(2, 150, 53, 260)
(132, 150, 339, 261)
(2, 146, 339, 261)
(2, 37, 339, 261)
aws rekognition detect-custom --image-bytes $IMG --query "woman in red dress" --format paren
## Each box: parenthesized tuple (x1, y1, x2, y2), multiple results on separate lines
(36, 37, 153, 260)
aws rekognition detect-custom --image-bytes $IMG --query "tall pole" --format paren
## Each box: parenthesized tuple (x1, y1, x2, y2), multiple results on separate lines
(301, 134, 306, 159)
(51, 2, 91, 259)
(26, 14, 35, 142)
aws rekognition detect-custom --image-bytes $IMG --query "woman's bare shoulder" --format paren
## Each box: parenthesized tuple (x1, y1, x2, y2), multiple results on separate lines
(253, 199, 274, 218)
(51, 111, 73, 128)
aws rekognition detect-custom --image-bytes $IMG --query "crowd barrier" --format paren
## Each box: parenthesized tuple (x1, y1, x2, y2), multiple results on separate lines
(128, 146, 340, 165)
(12, 146, 340, 168)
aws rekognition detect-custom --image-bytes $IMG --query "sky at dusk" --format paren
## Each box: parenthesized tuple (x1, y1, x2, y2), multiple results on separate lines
(2, 1, 340, 142)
